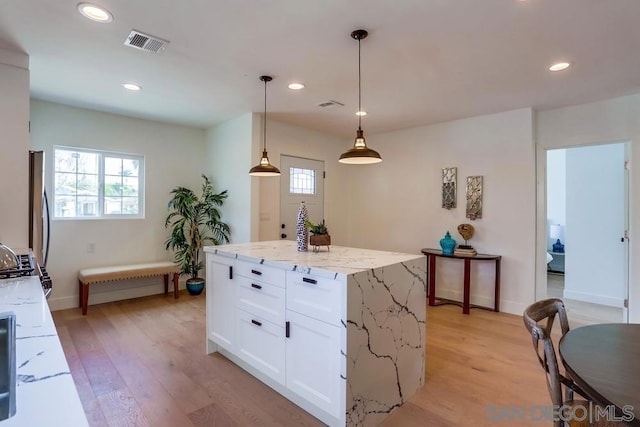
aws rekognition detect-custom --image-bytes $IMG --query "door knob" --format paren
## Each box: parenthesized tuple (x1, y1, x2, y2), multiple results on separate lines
(281, 233, 287, 239)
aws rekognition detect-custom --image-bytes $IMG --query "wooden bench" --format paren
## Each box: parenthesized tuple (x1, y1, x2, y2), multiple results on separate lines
(78, 262, 180, 315)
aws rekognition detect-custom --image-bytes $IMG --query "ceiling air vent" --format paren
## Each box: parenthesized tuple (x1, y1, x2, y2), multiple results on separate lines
(317, 100, 345, 109)
(124, 29, 169, 54)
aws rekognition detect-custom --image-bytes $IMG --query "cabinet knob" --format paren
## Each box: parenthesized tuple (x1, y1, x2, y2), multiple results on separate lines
(281, 233, 287, 239)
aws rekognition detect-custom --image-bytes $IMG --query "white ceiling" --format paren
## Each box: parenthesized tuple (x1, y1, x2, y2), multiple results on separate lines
(1, 0, 640, 138)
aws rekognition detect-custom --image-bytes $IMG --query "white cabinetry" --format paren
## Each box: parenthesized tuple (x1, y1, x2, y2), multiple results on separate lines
(205, 242, 426, 427)
(234, 260, 286, 385)
(285, 309, 342, 418)
(206, 255, 235, 352)
(206, 253, 343, 425)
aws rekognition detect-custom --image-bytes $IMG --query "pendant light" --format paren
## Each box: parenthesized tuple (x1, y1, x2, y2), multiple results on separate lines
(339, 29, 382, 165)
(249, 75, 281, 176)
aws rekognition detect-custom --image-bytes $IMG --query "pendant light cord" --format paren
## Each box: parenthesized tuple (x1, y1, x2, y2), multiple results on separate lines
(358, 36, 362, 131)
(263, 79, 267, 151)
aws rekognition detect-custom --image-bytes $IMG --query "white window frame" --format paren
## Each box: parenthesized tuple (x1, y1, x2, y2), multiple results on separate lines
(53, 146, 145, 219)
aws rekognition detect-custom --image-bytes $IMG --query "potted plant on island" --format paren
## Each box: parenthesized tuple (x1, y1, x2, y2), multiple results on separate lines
(306, 219, 331, 252)
(165, 174, 231, 295)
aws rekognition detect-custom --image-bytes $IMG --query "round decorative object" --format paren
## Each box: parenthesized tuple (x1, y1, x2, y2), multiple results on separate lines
(186, 277, 205, 295)
(457, 223, 475, 242)
(439, 231, 457, 255)
(296, 202, 309, 252)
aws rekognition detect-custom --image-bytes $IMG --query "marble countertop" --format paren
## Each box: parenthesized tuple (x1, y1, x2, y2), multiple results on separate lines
(204, 240, 423, 278)
(0, 276, 87, 426)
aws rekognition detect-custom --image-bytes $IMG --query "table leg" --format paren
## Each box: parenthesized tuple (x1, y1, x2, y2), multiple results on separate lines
(81, 282, 89, 316)
(173, 273, 179, 299)
(428, 255, 436, 307)
(163, 274, 169, 294)
(494, 258, 501, 312)
(463, 259, 471, 314)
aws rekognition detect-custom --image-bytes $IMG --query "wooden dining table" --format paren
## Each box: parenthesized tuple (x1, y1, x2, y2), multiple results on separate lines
(559, 323, 640, 425)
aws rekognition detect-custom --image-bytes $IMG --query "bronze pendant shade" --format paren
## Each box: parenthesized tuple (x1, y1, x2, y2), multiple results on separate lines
(339, 29, 382, 165)
(249, 75, 281, 176)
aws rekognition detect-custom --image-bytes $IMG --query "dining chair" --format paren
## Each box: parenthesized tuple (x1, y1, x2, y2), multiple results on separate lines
(523, 298, 626, 427)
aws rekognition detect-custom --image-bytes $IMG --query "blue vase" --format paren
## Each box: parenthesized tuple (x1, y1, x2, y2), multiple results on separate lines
(439, 231, 457, 255)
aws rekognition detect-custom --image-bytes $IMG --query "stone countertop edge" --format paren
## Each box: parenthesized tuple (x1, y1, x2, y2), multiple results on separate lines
(0, 276, 88, 427)
(204, 241, 424, 279)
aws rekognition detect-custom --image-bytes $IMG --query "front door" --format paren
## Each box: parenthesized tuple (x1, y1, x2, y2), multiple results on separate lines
(279, 155, 324, 241)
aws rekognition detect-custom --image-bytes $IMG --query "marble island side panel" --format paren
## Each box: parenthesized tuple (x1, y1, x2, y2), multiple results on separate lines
(345, 257, 426, 426)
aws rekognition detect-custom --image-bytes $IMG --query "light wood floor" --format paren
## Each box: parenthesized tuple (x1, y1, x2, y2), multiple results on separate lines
(547, 272, 624, 327)
(52, 292, 552, 426)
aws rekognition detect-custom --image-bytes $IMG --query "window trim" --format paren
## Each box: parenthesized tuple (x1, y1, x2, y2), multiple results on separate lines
(52, 145, 145, 220)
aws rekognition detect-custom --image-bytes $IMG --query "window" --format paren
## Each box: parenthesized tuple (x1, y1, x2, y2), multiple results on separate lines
(289, 167, 316, 195)
(53, 146, 144, 218)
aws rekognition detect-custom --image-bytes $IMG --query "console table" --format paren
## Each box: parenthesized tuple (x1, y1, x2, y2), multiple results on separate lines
(421, 248, 501, 314)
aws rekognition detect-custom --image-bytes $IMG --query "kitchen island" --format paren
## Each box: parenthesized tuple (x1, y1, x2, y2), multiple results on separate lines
(0, 276, 87, 426)
(204, 241, 426, 427)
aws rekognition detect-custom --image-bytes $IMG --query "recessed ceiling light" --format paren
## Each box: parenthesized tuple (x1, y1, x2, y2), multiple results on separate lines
(549, 62, 571, 72)
(122, 83, 141, 91)
(77, 3, 113, 23)
(288, 82, 305, 90)
(356, 111, 367, 116)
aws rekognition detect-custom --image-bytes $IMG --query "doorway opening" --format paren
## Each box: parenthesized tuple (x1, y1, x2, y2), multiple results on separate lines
(544, 142, 629, 327)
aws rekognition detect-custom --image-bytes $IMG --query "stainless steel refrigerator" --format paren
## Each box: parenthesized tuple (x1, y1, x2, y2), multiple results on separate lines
(28, 150, 50, 268)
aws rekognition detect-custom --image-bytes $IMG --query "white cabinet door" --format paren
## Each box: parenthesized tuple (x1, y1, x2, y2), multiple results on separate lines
(286, 310, 342, 418)
(207, 255, 235, 352)
(236, 310, 285, 385)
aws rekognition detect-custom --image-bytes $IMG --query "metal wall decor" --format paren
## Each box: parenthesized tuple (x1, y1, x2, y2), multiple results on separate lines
(442, 167, 457, 209)
(466, 176, 483, 220)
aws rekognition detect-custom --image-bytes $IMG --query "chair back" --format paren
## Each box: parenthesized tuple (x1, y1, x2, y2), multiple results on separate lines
(523, 299, 572, 413)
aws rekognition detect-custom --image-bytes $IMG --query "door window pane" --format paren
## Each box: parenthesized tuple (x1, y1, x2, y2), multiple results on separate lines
(289, 168, 316, 195)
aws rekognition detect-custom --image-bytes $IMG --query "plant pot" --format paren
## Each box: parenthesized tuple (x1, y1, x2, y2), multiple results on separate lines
(310, 234, 331, 252)
(186, 277, 205, 296)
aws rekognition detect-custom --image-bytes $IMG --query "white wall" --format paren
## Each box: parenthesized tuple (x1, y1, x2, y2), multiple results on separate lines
(30, 100, 207, 310)
(546, 149, 566, 250)
(205, 113, 257, 243)
(0, 48, 30, 248)
(536, 94, 640, 321)
(342, 108, 536, 315)
(564, 143, 625, 307)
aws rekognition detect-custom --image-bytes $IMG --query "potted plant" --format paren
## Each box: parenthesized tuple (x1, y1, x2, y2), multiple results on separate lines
(165, 174, 230, 295)
(306, 220, 331, 252)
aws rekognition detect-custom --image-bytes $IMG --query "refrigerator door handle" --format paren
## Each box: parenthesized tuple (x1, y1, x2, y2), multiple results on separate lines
(43, 189, 50, 267)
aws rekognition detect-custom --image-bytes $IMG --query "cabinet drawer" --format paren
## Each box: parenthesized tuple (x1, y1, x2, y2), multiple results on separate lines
(235, 260, 285, 288)
(286, 271, 343, 326)
(236, 310, 285, 385)
(236, 276, 285, 325)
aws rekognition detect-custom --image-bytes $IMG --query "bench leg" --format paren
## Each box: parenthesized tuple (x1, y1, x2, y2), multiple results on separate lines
(173, 273, 179, 299)
(80, 281, 89, 315)
(163, 274, 169, 295)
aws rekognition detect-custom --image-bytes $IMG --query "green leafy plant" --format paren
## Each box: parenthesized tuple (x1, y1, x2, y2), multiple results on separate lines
(165, 174, 231, 278)
(305, 219, 329, 235)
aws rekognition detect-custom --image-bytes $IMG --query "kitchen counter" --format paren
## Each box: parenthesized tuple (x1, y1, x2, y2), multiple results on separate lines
(206, 240, 424, 278)
(0, 276, 87, 426)
(205, 241, 426, 426)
